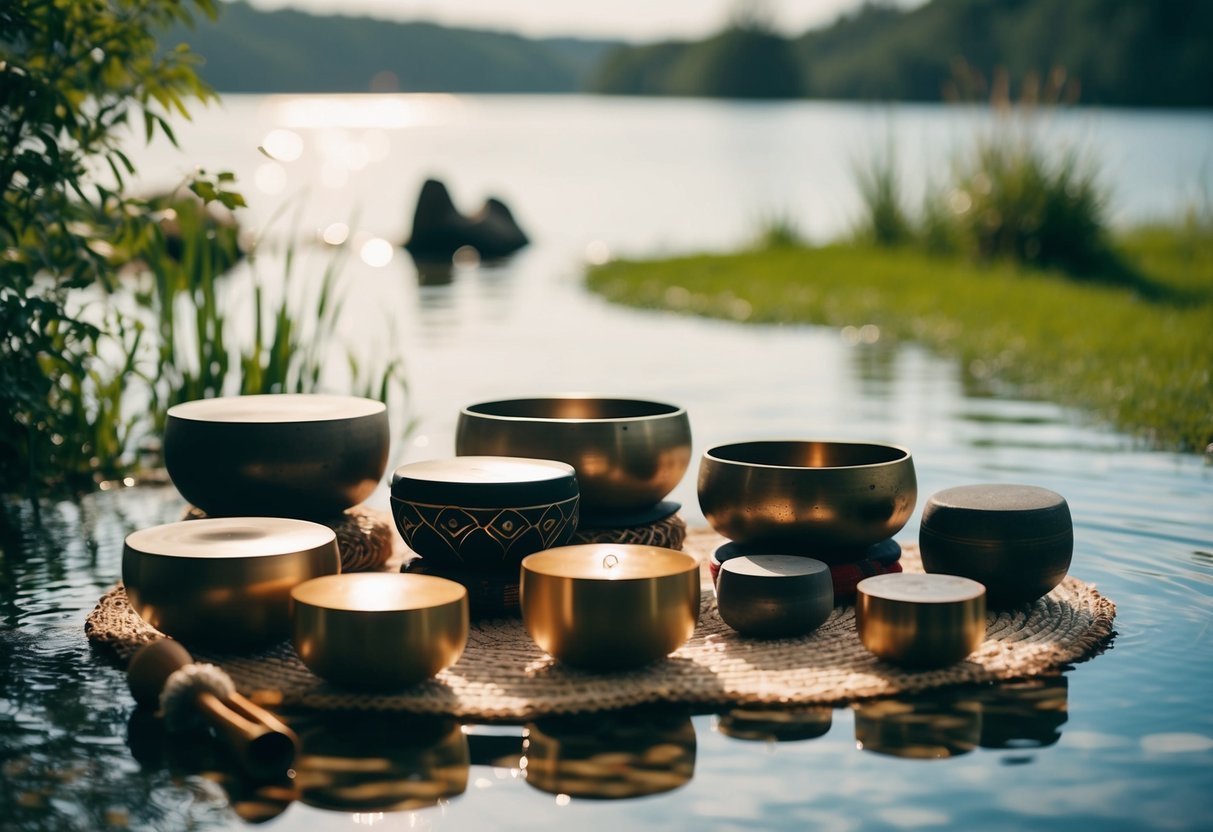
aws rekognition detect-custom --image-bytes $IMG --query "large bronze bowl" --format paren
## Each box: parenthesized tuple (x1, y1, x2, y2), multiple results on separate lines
(122, 517, 341, 648)
(455, 396, 691, 515)
(164, 394, 390, 520)
(698, 440, 917, 549)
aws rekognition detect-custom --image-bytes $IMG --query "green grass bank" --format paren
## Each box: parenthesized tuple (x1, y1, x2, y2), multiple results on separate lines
(587, 228, 1212, 451)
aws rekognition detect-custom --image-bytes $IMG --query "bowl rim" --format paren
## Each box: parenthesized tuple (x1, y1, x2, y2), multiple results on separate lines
(167, 393, 386, 424)
(460, 394, 686, 424)
(703, 439, 912, 470)
(290, 572, 468, 612)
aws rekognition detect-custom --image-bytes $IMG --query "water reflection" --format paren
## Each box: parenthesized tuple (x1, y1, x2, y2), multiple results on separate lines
(853, 676, 1070, 760)
(716, 706, 833, 743)
(854, 694, 984, 759)
(522, 707, 696, 800)
(291, 711, 468, 813)
(126, 711, 295, 824)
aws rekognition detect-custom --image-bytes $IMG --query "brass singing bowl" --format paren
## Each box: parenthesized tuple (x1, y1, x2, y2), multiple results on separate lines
(164, 393, 390, 519)
(855, 573, 986, 668)
(520, 544, 700, 670)
(290, 573, 468, 689)
(523, 709, 696, 800)
(122, 517, 341, 648)
(455, 396, 692, 514)
(698, 440, 917, 548)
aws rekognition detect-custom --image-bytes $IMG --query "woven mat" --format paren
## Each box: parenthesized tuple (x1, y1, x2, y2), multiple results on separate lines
(86, 528, 1116, 720)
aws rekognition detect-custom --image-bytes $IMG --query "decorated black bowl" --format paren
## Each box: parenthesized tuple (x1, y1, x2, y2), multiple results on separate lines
(389, 456, 579, 571)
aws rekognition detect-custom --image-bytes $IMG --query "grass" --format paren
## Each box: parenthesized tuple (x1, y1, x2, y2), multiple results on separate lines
(587, 227, 1213, 451)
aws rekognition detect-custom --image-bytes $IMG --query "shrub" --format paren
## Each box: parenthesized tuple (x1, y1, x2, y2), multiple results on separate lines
(948, 131, 1112, 274)
(852, 144, 913, 247)
(0, 0, 234, 495)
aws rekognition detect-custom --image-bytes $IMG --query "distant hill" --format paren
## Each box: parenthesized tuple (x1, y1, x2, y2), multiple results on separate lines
(173, 1, 616, 93)
(172, 0, 1212, 107)
(592, 0, 1213, 107)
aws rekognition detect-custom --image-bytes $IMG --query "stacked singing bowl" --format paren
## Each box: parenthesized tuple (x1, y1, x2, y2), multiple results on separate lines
(455, 396, 692, 546)
(392, 456, 580, 617)
(699, 440, 918, 635)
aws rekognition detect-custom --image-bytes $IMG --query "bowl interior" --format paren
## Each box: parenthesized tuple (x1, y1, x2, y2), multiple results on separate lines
(465, 397, 681, 421)
(708, 440, 908, 469)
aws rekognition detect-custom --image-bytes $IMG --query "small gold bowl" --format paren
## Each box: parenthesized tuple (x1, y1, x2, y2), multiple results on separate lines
(455, 396, 692, 515)
(698, 440, 916, 548)
(164, 393, 390, 519)
(520, 544, 700, 670)
(855, 573, 986, 668)
(290, 573, 468, 689)
(123, 517, 341, 648)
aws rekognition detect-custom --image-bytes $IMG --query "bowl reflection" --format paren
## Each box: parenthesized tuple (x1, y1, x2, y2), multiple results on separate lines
(292, 711, 469, 813)
(853, 677, 1070, 759)
(853, 694, 983, 759)
(523, 708, 696, 800)
(716, 706, 834, 743)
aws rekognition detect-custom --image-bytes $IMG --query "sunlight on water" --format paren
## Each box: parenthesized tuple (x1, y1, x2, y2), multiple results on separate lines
(4, 96, 1211, 832)
(270, 93, 464, 130)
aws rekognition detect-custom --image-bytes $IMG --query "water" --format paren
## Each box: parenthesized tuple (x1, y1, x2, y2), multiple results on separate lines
(3, 96, 1213, 830)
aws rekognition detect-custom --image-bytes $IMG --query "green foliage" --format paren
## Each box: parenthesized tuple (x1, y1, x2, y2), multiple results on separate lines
(852, 144, 912, 247)
(750, 211, 807, 251)
(134, 195, 410, 437)
(591, 25, 802, 99)
(667, 27, 803, 99)
(0, 0, 221, 495)
(854, 103, 1116, 275)
(588, 232, 1213, 451)
(173, 0, 613, 93)
(592, 0, 1212, 107)
(948, 133, 1111, 274)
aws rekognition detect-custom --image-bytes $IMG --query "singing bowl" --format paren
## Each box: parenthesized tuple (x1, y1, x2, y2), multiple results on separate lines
(919, 484, 1073, 607)
(855, 573, 986, 668)
(122, 517, 340, 648)
(520, 544, 700, 670)
(698, 440, 917, 548)
(390, 456, 579, 571)
(290, 573, 468, 689)
(523, 709, 696, 800)
(164, 393, 390, 519)
(715, 555, 833, 638)
(455, 396, 692, 514)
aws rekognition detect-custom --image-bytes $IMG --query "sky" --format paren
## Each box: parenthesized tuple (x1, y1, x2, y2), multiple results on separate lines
(245, 0, 923, 41)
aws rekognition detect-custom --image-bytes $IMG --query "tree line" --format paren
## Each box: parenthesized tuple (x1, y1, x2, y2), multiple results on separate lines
(179, 0, 1212, 107)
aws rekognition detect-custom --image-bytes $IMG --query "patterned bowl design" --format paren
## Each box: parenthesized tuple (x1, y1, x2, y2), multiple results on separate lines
(391, 495, 579, 571)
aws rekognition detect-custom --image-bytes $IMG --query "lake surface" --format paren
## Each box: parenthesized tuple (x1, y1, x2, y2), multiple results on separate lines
(3, 95, 1212, 830)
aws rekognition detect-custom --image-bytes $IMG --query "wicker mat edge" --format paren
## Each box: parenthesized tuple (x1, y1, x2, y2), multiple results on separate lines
(86, 529, 1117, 720)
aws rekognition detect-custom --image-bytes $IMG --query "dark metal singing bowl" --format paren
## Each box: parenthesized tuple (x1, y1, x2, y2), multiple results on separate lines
(698, 440, 917, 548)
(164, 394, 390, 519)
(455, 397, 692, 513)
